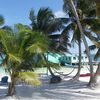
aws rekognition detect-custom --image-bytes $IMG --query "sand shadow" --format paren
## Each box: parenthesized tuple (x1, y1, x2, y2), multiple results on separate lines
(1, 78, 100, 100)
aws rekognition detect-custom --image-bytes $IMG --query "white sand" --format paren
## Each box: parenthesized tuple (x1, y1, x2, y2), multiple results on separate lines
(0, 67, 100, 100)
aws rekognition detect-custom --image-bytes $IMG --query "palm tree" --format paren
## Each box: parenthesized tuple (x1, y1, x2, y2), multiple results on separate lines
(71, 29, 82, 80)
(0, 15, 5, 59)
(73, 0, 99, 79)
(88, 35, 100, 84)
(0, 24, 48, 96)
(29, 7, 70, 80)
(62, 0, 98, 80)
(63, 0, 96, 87)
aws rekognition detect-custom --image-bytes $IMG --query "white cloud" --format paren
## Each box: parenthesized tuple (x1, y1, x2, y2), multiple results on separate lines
(54, 10, 68, 18)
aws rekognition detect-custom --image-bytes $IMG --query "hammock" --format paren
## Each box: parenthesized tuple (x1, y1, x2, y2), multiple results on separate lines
(80, 73, 100, 77)
(53, 67, 75, 76)
(80, 73, 92, 77)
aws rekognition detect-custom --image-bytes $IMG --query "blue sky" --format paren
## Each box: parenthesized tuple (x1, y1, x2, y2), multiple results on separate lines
(0, 0, 63, 25)
(0, 0, 94, 54)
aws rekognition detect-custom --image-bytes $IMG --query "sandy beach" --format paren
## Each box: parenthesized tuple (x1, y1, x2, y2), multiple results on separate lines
(0, 67, 100, 100)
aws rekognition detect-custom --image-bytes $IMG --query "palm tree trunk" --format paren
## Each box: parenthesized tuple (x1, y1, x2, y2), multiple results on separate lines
(7, 67, 17, 96)
(69, 0, 95, 87)
(44, 53, 61, 83)
(48, 67, 55, 76)
(73, 40, 82, 80)
(94, 63, 100, 84)
(7, 75, 16, 96)
(43, 53, 55, 77)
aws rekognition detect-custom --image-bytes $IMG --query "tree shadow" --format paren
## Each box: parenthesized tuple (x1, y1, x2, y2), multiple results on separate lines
(1, 78, 100, 100)
(30, 79, 100, 100)
(0, 85, 8, 99)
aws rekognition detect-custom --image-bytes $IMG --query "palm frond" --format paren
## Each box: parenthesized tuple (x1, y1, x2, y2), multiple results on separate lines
(0, 15, 4, 26)
(36, 7, 54, 31)
(82, 18, 100, 33)
(29, 9, 35, 22)
(84, 45, 96, 53)
(15, 24, 30, 32)
(93, 41, 100, 48)
(2, 26, 13, 32)
(84, 31, 97, 41)
(61, 22, 74, 37)
(89, 45, 96, 50)
(47, 61, 61, 69)
(94, 48, 100, 60)
(0, 30, 9, 52)
(19, 72, 41, 86)
(71, 29, 81, 45)
(8, 53, 22, 63)
(26, 42, 47, 53)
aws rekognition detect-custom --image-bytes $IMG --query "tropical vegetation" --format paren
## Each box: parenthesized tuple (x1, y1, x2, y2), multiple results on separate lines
(0, 0, 100, 96)
(0, 24, 48, 95)
(63, 0, 100, 87)
(29, 7, 70, 81)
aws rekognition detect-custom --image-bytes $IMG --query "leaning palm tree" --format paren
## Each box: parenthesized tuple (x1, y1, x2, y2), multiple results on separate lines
(88, 36, 100, 84)
(63, 0, 96, 87)
(29, 7, 70, 80)
(63, 0, 98, 81)
(0, 24, 48, 96)
(29, 7, 71, 52)
(71, 29, 82, 80)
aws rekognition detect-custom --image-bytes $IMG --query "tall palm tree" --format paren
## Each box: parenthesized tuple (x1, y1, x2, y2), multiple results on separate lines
(63, 0, 96, 87)
(0, 24, 48, 96)
(88, 35, 100, 84)
(29, 7, 71, 51)
(63, 0, 98, 80)
(71, 29, 82, 80)
(29, 7, 70, 79)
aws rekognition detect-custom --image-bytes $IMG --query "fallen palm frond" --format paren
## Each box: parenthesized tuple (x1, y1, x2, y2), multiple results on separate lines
(18, 71, 41, 86)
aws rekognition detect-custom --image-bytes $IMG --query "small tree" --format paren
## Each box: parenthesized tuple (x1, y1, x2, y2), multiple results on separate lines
(0, 24, 48, 96)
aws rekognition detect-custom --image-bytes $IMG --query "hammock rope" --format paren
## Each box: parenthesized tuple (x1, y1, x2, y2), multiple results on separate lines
(53, 67, 75, 76)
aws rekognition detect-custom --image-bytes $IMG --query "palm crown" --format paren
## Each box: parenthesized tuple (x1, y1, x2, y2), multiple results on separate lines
(29, 7, 71, 53)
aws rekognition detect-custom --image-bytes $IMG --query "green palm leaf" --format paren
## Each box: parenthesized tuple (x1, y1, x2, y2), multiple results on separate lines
(94, 48, 100, 60)
(27, 42, 47, 53)
(19, 72, 41, 86)
(8, 53, 22, 63)
(0, 15, 4, 26)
